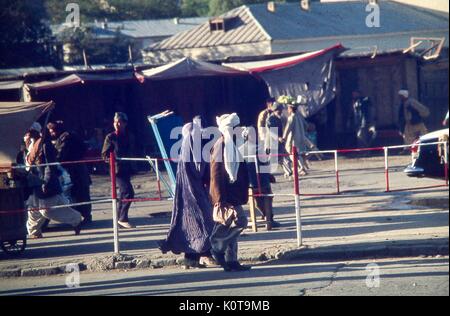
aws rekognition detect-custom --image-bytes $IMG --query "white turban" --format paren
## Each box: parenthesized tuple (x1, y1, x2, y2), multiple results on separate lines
(297, 95, 308, 105)
(398, 90, 409, 98)
(216, 113, 240, 130)
(216, 113, 241, 183)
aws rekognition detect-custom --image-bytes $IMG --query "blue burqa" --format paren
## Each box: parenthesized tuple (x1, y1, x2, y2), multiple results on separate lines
(158, 120, 214, 255)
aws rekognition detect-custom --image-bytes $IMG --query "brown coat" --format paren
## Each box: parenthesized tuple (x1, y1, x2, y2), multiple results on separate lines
(210, 136, 249, 206)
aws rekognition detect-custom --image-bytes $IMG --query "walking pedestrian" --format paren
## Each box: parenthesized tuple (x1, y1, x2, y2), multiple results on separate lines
(25, 126, 82, 239)
(209, 113, 251, 272)
(240, 127, 279, 228)
(398, 90, 430, 145)
(47, 121, 92, 224)
(158, 117, 216, 269)
(265, 102, 292, 178)
(283, 102, 309, 176)
(101, 112, 136, 229)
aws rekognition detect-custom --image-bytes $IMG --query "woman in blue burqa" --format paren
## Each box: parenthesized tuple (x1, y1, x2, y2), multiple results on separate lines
(158, 116, 216, 268)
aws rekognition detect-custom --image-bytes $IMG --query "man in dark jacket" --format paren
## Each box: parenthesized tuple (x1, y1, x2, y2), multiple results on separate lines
(209, 113, 251, 272)
(101, 112, 136, 229)
(47, 121, 92, 224)
(347, 90, 377, 148)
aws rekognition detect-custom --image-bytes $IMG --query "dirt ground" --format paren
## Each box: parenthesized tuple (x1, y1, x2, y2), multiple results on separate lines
(0, 153, 447, 273)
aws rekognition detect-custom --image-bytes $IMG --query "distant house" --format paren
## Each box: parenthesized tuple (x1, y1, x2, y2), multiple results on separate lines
(106, 18, 209, 51)
(142, 1, 448, 64)
(52, 17, 208, 64)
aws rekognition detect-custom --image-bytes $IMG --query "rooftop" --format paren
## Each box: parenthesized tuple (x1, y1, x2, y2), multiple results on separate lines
(52, 17, 209, 40)
(146, 1, 448, 52)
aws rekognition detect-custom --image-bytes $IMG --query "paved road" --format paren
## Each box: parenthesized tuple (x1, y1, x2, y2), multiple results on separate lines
(0, 256, 447, 296)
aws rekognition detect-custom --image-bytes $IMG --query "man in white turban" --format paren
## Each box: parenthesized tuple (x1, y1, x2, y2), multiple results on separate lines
(209, 113, 251, 272)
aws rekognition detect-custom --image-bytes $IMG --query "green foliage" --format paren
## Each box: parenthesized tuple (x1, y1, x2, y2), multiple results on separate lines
(1, 0, 302, 68)
(44, 0, 300, 22)
(59, 26, 132, 65)
(208, 0, 273, 16)
(45, 0, 181, 23)
(0, 0, 57, 68)
(180, 0, 210, 18)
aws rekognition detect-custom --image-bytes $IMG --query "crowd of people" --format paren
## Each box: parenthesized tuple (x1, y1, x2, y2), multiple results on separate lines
(18, 89, 438, 272)
(157, 95, 321, 271)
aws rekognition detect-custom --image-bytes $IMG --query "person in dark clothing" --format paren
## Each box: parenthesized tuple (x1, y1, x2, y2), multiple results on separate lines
(210, 113, 251, 272)
(158, 117, 216, 269)
(101, 112, 136, 229)
(347, 90, 376, 148)
(240, 127, 279, 228)
(47, 121, 92, 224)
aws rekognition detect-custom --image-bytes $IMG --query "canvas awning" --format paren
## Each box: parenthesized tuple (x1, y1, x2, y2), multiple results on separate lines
(0, 101, 54, 165)
(25, 72, 140, 92)
(0, 80, 24, 90)
(224, 43, 345, 117)
(142, 57, 248, 80)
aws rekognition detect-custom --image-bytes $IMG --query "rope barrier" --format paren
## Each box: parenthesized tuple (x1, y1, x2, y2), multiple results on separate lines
(0, 199, 113, 215)
(0, 139, 445, 257)
(0, 158, 106, 171)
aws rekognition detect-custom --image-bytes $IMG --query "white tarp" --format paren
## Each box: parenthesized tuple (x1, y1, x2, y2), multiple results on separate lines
(224, 44, 345, 117)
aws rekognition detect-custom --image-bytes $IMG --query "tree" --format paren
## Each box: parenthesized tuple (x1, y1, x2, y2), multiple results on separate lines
(180, 0, 210, 17)
(208, 0, 267, 16)
(45, 0, 181, 23)
(58, 26, 132, 65)
(0, 0, 57, 68)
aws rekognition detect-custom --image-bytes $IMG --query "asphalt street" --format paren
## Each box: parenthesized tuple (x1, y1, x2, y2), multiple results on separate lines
(0, 256, 447, 296)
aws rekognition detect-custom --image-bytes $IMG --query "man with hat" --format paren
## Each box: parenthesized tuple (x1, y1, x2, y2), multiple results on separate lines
(265, 102, 292, 177)
(102, 112, 136, 229)
(283, 98, 309, 176)
(398, 90, 430, 145)
(257, 97, 275, 143)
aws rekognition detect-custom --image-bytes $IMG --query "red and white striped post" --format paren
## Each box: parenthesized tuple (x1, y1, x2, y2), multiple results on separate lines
(109, 152, 120, 255)
(334, 150, 340, 194)
(384, 147, 390, 192)
(444, 143, 449, 187)
(292, 146, 302, 247)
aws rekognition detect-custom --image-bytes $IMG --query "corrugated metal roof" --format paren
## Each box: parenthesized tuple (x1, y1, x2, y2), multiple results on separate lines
(146, 1, 448, 52)
(146, 6, 269, 51)
(250, 1, 448, 40)
(107, 18, 208, 38)
(52, 17, 207, 40)
(51, 24, 118, 40)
